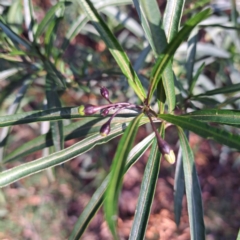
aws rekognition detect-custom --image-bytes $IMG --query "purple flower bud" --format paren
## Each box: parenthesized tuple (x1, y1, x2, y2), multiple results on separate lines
(155, 133, 175, 164)
(78, 104, 99, 116)
(100, 120, 111, 137)
(100, 87, 110, 102)
(101, 108, 109, 116)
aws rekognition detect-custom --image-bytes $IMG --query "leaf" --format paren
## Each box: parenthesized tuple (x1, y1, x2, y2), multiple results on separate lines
(186, 28, 198, 87)
(3, 116, 141, 163)
(237, 228, 240, 240)
(35, 2, 68, 39)
(193, 83, 240, 97)
(0, 78, 33, 162)
(0, 18, 32, 49)
(104, 113, 144, 239)
(102, 6, 144, 38)
(189, 62, 205, 95)
(23, 0, 35, 42)
(129, 125, 163, 240)
(46, 74, 64, 152)
(0, 116, 148, 188)
(41, 58, 66, 89)
(159, 114, 240, 150)
(183, 109, 240, 125)
(163, 0, 186, 42)
(174, 146, 185, 226)
(0, 107, 81, 127)
(61, 0, 132, 53)
(178, 127, 205, 240)
(147, 8, 211, 102)
(133, 0, 165, 56)
(133, 0, 175, 112)
(78, 0, 146, 102)
(69, 132, 155, 240)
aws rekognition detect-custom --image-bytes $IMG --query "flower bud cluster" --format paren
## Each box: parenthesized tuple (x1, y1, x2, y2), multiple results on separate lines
(78, 86, 142, 137)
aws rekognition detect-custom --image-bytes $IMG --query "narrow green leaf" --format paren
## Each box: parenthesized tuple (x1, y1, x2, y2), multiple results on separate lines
(183, 109, 240, 125)
(69, 132, 155, 240)
(46, 75, 64, 152)
(3, 116, 140, 163)
(133, 0, 176, 112)
(174, 146, 185, 226)
(161, 63, 175, 112)
(35, 2, 67, 39)
(44, 19, 57, 57)
(192, 96, 219, 107)
(129, 125, 163, 240)
(162, 0, 185, 112)
(186, 28, 198, 87)
(0, 116, 148, 188)
(102, 6, 144, 38)
(193, 83, 240, 97)
(0, 19, 32, 49)
(189, 62, 205, 95)
(104, 113, 144, 239)
(159, 114, 240, 150)
(23, 0, 35, 42)
(133, 0, 165, 56)
(42, 58, 66, 89)
(79, 0, 146, 101)
(0, 107, 139, 127)
(61, 0, 132, 53)
(178, 127, 205, 240)
(157, 81, 166, 114)
(0, 78, 33, 162)
(7, 0, 23, 34)
(163, 0, 186, 42)
(237, 228, 240, 240)
(0, 107, 80, 127)
(147, 8, 211, 102)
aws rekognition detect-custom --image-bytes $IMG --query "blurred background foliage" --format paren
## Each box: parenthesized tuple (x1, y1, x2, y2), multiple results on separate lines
(0, 0, 239, 239)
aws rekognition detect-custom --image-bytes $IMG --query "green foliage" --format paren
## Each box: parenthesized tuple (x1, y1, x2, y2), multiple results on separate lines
(0, 0, 239, 239)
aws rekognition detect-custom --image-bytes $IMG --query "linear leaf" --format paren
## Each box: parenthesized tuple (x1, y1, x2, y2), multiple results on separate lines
(35, 2, 68, 39)
(237, 228, 240, 240)
(129, 125, 163, 240)
(193, 83, 240, 97)
(3, 116, 140, 163)
(163, 0, 186, 42)
(0, 107, 80, 127)
(42, 58, 66, 89)
(133, 0, 164, 56)
(0, 107, 139, 127)
(159, 114, 240, 150)
(0, 18, 32, 49)
(174, 146, 185, 226)
(61, 0, 132, 53)
(0, 116, 148, 188)
(189, 62, 205, 95)
(133, 0, 175, 112)
(102, 6, 144, 38)
(186, 28, 198, 87)
(104, 113, 144, 239)
(0, 78, 33, 162)
(178, 127, 205, 240)
(69, 132, 155, 240)
(183, 109, 240, 125)
(147, 8, 211, 102)
(46, 75, 64, 152)
(23, 0, 35, 42)
(79, 0, 146, 101)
